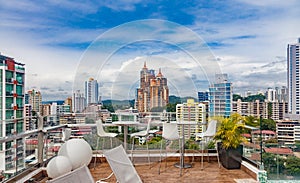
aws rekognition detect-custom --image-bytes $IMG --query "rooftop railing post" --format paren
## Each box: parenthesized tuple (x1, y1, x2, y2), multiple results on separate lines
(259, 115, 263, 170)
(37, 113, 44, 165)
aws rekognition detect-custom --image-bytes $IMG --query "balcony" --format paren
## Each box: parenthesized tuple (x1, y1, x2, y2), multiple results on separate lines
(0, 115, 299, 182)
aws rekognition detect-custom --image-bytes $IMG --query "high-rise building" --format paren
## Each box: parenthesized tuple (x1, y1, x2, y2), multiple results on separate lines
(209, 74, 232, 117)
(72, 90, 85, 113)
(0, 54, 26, 175)
(24, 104, 34, 130)
(176, 99, 206, 140)
(64, 97, 72, 112)
(136, 63, 169, 112)
(265, 87, 277, 102)
(198, 91, 209, 102)
(287, 38, 300, 114)
(85, 78, 99, 106)
(27, 89, 42, 114)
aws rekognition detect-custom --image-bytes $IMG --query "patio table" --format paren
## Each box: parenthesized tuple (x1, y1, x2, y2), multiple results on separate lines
(171, 121, 202, 168)
(112, 121, 140, 150)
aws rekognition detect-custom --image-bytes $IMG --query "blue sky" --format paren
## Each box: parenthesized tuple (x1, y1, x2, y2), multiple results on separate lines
(0, 0, 299, 100)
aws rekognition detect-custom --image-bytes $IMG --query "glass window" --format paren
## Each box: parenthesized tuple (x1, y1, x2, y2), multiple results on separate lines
(6, 97, 13, 109)
(5, 71, 13, 82)
(16, 73, 23, 84)
(16, 98, 23, 108)
(6, 84, 13, 96)
(5, 123, 14, 135)
(16, 85, 22, 95)
(16, 110, 22, 118)
(16, 122, 23, 133)
(6, 110, 13, 120)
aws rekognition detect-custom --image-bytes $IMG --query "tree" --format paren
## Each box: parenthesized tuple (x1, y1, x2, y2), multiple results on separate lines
(166, 103, 177, 112)
(261, 119, 276, 131)
(233, 94, 242, 101)
(285, 156, 300, 176)
(102, 104, 115, 112)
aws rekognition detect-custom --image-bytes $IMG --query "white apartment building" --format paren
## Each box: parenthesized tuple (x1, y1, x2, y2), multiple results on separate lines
(287, 38, 300, 114)
(85, 78, 99, 106)
(276, 120, 300, 145)
(176, 99, 206, 140)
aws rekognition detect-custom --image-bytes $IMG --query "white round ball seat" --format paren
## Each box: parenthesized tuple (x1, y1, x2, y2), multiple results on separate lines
(58, 138, 92, 170)
(46, 155, 72, 179)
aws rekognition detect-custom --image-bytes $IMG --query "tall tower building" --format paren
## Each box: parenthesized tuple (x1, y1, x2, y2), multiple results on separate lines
(64, 97, 72, 112)
(136, 63, 169, 112)
(72, 90, 85, 113)
(209, 74, 232, 117)
(287, 38, 300, 114)
(85, 78, 99, 106)
(0, 54, 26, 175)
(27, 89, 42, 114)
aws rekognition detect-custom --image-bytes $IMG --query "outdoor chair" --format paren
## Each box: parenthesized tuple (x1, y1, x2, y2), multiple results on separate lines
(130, 118, 151, 167)
(94, 119, 118, 168)
(62, 128, 71, 142)
(195, 120, 220, 170)
(158, 122, 181, 175)
(97, 145, 142, 183)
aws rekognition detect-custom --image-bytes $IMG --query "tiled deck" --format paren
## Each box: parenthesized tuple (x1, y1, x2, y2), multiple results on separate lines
(90, 159, 257, 183)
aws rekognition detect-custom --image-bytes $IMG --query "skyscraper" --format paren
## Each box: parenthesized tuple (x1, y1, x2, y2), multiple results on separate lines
(287, 38, 300, 114)
(136, 63, 169, 112)
(209, 74, 232, 117)
(72, 90, 85, 113)
(27, 89, 42, 114)
(85, 78, 99, 106)
(0, 54, 26, 175)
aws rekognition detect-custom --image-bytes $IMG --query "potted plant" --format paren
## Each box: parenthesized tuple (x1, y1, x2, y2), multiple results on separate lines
(214, 113, 246, 169)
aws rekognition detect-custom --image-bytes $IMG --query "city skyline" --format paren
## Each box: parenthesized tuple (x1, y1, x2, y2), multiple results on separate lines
(0, 1, 299, 100)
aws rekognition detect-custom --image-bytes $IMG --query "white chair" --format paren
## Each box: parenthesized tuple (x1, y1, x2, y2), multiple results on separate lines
(98, 145, 142, 183)
(195, 120, 220, 170)
(47, 165, 94, 183)
(130, 119, 151, 167)
(62, 128, 71, 142)
(94, 120, 118, 168)
(158, 122, 181, 175)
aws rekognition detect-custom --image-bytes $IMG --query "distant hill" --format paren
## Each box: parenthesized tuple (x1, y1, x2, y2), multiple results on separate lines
(168, 95, 197, 104)
(102, 99, 135, 109)
(102, 95, 198, 108)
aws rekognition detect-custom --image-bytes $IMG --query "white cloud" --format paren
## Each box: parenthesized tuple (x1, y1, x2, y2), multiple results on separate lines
(1, 0, 300, 101)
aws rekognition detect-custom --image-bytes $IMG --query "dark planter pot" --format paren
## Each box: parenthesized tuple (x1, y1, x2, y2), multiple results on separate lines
(217, 142, 243, 169)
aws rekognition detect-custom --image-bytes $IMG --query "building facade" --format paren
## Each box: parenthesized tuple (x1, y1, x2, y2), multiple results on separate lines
(232, 99, 287, 121)
(209, 74, 232, 117)
(287, 38, 300, 114)
(85, 78, 99, 106)
(0, 54, 26, 176)
(176, 99, 206, 140)
(72, 90, 85, 113)
(27, 89, 42, 114)
(136, 63, 169, 113)
(276, 120, 300, 145)
(198, 91, 209, 102)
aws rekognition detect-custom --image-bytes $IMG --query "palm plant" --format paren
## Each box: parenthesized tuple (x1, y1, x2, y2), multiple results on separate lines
(214, 113, 246, 149)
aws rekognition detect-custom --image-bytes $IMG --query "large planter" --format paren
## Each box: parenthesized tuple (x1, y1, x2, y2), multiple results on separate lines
(217, 142, 243, 169)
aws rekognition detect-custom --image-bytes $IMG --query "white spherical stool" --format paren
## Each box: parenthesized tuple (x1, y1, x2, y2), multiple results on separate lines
(58, 138, 92, 170)
(46, 155, 72, 179)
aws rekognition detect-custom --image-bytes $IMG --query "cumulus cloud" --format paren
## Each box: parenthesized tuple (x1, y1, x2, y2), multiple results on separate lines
(0, 0, 299, 100)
